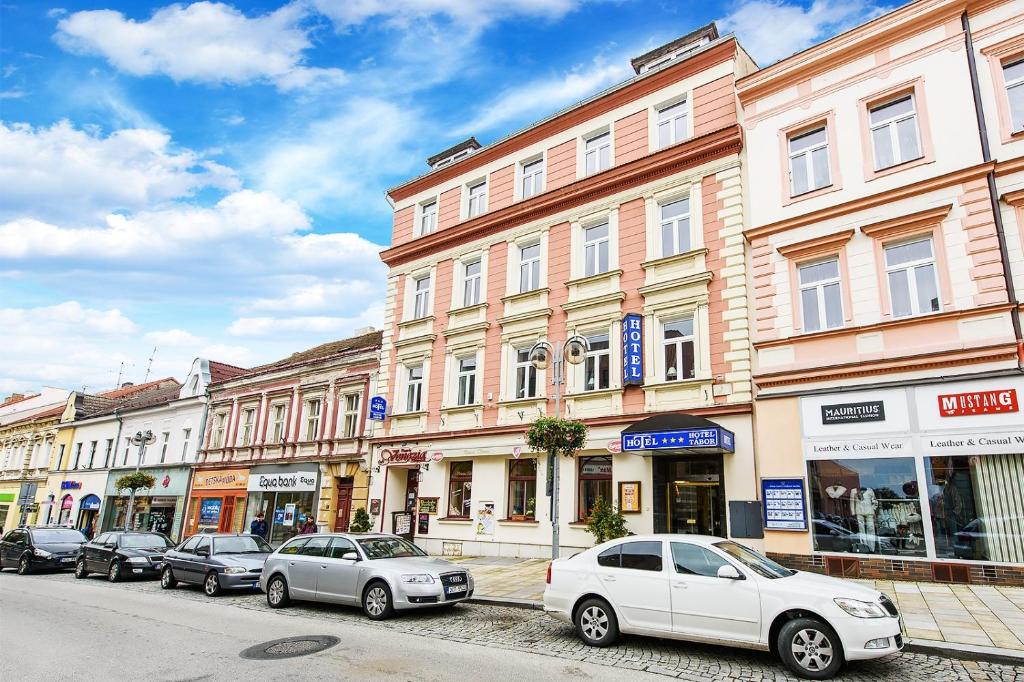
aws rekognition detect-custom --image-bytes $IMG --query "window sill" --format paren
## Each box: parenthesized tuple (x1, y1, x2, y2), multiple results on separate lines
(566, 387, 621, 400)
(441, 403, 483, 414)
(567, 522, 591, 528)
(497, 518, 539, 525)
(392, 410, 427, 418)
(783, 182, 841, 206)
(449, 302, 488, 315)
(865, 155, 932, 182)
(641, 377, 712, 391)
(566, 269, 623, 288)
(398, 315, 435, 329)
(641, 247, 708, 270)
(501, 287, 549, 304)
(437, 517, 473, 524)
(497, 396, 546, 407)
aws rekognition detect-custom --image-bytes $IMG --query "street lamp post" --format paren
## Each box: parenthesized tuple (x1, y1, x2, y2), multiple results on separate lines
(529, 335, 589, 560)
(125, 430, 155, 530)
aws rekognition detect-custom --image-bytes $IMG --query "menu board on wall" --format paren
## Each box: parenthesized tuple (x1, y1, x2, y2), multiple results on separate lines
(761, 478, 807, 531)
(418, 497, 439, 515)
(618, 482, 641, 513)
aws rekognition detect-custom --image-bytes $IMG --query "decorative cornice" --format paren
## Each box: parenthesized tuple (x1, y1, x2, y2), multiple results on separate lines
(501, 287, 550, 304)
(637, 271, 713, 297)
(565, 269, 623, 288)
(776, 230, 855, 259)
(640, 247, 709, 270)
(442, 321, 490, 338)
(393, 333, 437, 349)
(560, 291, 626, 312)
(859, 204, 952, 239)
(1002, 189, 1024, 206)
(496, 308, 553, 326)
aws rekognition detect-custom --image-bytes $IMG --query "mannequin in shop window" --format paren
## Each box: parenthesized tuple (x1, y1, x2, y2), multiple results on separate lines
(849, 487, 878, 551)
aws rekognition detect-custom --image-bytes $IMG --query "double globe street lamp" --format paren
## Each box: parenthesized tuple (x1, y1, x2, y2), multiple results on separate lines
(125, 429, 156, 530)
(528, 334, 589, 560)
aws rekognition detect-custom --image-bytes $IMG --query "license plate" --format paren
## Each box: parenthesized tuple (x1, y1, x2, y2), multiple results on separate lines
(445, 584, 467, 594)
(153, 563, 162, 570)
(61, 558, 75, 564)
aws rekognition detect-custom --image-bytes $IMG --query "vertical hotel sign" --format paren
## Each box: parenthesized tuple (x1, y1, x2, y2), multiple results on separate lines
(622, 313, 644, 386)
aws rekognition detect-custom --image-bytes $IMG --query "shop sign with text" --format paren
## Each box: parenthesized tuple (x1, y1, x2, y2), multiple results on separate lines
(247, 470, 319, 492)
(622, 427, 735, 453)
(820, 401, 885, 425)
(804, 437, 911, 459)
(937, 389, 1018, 417)
(916, 430, 1024, 456)
(192, 469, 249, 490)
(621, 313, 644, 386)
(379, 448, 428, 465)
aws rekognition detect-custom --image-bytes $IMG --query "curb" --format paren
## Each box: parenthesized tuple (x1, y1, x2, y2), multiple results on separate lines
(467, 595, 544, 610)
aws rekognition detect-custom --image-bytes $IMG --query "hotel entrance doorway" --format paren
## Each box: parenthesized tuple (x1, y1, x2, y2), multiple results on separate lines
(654, 456, 725, 537)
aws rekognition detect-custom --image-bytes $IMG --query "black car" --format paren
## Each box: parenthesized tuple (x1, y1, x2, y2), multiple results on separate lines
(75, 531, 174, 582)
(0, 526, 88, 574)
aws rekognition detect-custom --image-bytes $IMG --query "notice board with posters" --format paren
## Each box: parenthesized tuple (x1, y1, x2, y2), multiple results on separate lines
(761, 478, 808, 531)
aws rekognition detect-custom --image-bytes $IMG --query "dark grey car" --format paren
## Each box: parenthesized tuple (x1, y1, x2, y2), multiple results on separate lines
(160, 534, 271, 596)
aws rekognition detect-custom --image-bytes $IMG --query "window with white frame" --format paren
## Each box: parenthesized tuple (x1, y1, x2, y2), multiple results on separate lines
(869, 94, 922, 170)
(419, 199, 437, 236)
(123, 439, 129, 465)
(467, 181, 487, 218)
(798, 259, 844, 332)
(462, 259, 481, 307)
(269, 404, 286, 443)
(406, 365, 424, 412)
(342, 393, 360, 438)
(514, 348, 537, 399)
(788, 126, 831, 195)
(456, 356, 477, 406)
(103, 439, 113, 468)
(305, 398, 322, 440)
(159, 431, 170, 463)
(87, 441, 97, 468)
(521, 158, 544, 199)
(659, 197, 691, 257)
(657, 100, 688, 149)
(1005, 58, 1024, 133)
(663, 318, 695, 381)
(585, 132, 611, 175)
(240, 408, 255, 445)
(519, 243, 541, 293)
(884, 238, 941, 318)
(583, 334, 610, 391)
(413, 274, 431, 319)
(583, 223, 610, 277)
(181, 428, 191, 459)
(212, 413, 227, 448)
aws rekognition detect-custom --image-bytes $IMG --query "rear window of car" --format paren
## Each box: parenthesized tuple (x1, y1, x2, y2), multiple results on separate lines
(278, 538, 309, 555)
(620, 541, 663, 571)
(31, 529, 86, 544)
(178, 536, 201, 553)
(297, 537, 331, 557)
(596, 545, 620, 568)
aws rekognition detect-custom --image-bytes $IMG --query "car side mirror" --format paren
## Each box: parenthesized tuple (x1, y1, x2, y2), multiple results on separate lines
(196, 549, 209, 558)
(341, 551, 360, 561)
(104, 542, 116, 549)
(717, 564, 744, 580)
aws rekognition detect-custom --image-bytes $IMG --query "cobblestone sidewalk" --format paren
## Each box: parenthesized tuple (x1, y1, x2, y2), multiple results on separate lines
(451, 555, 1024, 654)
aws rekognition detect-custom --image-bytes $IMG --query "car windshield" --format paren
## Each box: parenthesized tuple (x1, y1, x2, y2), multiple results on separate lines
(32, 529, 86, 544)
(119, 533, 171, 549)
(356, 536, 427, 559)
(713, 541, 795, 579)
(214, 536, 271, 554)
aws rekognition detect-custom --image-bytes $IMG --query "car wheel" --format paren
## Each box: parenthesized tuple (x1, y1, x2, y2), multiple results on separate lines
(574, 598, 619, 647)
(266, 575, 290, 608)
(75, 558, 89, 579)
(108, 561, 121, 583)
(17, 556, 31, 575)
(362, 581, 395, 620)
(160, 565, 177, 589)
(778, 617, 844, 680)
(204, 571, 222, 597)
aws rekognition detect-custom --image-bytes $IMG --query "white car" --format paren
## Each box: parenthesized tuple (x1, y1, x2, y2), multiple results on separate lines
(544, 535, 903, 679)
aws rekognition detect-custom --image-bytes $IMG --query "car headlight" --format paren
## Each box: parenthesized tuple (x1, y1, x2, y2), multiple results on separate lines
(223, 566, 247, 574)
(834, 598, 887, 618)
(401, 574, 434, 584)
(127, 557, 150, 564)
(33, 548, 53, 558)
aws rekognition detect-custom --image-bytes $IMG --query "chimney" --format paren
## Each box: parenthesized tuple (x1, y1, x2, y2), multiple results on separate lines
(354, 326, 376, 336)
(121, 382, 134, 388)
(2, 393, 25, 405)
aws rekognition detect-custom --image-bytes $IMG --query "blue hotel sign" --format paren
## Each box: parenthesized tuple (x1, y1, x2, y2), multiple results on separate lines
(622, 427, 736, 453)
(369, 396, 387, 421)
(622, 313, 644, 386)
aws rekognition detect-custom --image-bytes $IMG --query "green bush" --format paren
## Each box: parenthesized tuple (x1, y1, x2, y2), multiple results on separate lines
(525, 416, 588, 456)
(350, 507, 372, 532)
(114, 471, 155, 493)
(586, 497, 628, 544)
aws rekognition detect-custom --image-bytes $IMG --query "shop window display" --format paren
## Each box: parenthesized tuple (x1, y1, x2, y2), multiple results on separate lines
(246, 490, 317, 546)
(926, 453, 1024, 564)
(807, 457, 925, 557)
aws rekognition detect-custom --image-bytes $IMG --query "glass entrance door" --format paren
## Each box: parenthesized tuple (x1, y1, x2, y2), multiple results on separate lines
(664, 457, 725, 537)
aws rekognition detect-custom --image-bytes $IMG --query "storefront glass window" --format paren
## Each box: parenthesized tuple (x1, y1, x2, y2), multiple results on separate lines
(246, 490, 317, 546)
(925, 453, 1024, 564)
(807, 457, 925, 557)
(447, 461, 472, 518)
(578, 456, 612, 521)
(508, 458, 537, 519)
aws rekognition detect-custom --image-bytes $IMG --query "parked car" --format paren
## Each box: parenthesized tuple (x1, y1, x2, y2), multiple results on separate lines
(544, 534, 903, 680)
(0, 526, 87, 574)
(260, 533, 474, 619)
(952, 516, 1023, 561)
(75, 531, 174, 582)
(161, 533, 272, 596)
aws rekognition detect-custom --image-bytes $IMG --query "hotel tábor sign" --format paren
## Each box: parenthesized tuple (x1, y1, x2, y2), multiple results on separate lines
(621, 313, 644, 386)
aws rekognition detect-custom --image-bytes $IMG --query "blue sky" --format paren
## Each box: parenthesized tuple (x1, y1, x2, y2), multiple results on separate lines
(0, 0, 889, 394)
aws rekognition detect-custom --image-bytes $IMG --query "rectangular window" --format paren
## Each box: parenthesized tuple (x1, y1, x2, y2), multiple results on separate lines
(159, 431, 170, 463)
(462, 259, 481, 307)
(519, 243, 541, 293)
(583, 223, 609, 277)
(413, 275, 431, 319)
(508, 458, 537, 519)
(1004, 58, 1024, 133)
(103, 439, 113, 468)
(659, 197, 691, 257)
(807, 457, 925, 557)
(87, 441, 97, 469)
(456, 357, 477, 406)
(885, 238, 940, 318)
(123, 439, 129, 466)
(420, 200, 437, 236)
(342, 394, 360, 438)
(270, 405, 286, 443)
(212, 413, 227, 449)
(798, 259, 844, 332)
(788, 126, 831, 195)
(663, 318, 695, 381)
(869, 95, 922, 170)
(305, 399, 322, 440)
(406, 365, 424, 412)
(56, 444, 65, 470)
(521, 158, 544, 199)
(240, 408, 255, 446)
(585, 132, 611, 175)
(657, 100, 688, 148)
(578, 455, 612, 521)
(583, 334, 610, 391)
(447, 461, 473, 518)
(514, 348, 537, 399)
(467, 181, 487, 218)
(181, 429, 191, 459)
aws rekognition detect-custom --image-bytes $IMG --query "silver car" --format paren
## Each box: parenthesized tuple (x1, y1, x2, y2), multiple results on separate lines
(259, 533, 474, 619)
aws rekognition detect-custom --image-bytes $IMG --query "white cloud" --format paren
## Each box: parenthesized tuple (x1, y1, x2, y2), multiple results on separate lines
(144, 329, 205, 346)
(228, 303, 384, 337)
(0, 89, 27, 99)
(719, 0, 890, 65)
(311, 0, 581, 30)
(54, 2, 346, 91)
(245, 280, 381, 314)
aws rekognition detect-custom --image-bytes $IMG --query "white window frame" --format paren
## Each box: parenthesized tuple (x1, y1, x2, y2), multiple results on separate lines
(462, 259, 482, 307)
(583, 333, 611, 392)
(304, 398, 322, 441)
(520, 157, 545, 200)
(466, 179, 487, 219)
(456, 356, 477, 406)
(159, 431, 170, 463)
(656, 98, 689, 149)
(659, 196, 691, 258)
(406, 364, 424, 412)
(583, 222, 610, 277)
(269, 404, 286, 444)
(413, 274, 431, 319)
(788, 125, 831, 196)
(212, 413, 227, 449)
(518, 242, 541, 293)
(513, 348, 538, 399)
(342, 393, 361, 439)
(884, 237, 942, 318)
(798, 258, 844, 333)
(868, 94, 922, 170)
(181, 428, 191, 459)
(103, 439, 113, 468)
(418, 198, 438, 236)
(661, 317, 696, 382)
(1005, 57, 1024, 133)
(87, 441, 97, 469)
(240, 408, 255, 446)
(584, 130, 611, 176)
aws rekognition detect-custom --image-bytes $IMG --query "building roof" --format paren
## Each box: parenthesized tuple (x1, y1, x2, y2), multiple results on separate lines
(98, 377, 178, 400)
(1, 393, 35, 408)
(630, 22, 720, 74)
(425, 137, 482, 168)
(215, 330, 383, 386)
(208, 360, 247, 384)
(116, 381, 186, 413)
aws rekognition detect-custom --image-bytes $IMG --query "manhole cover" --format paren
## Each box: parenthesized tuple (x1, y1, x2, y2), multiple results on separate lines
(240, 635, 340, 660)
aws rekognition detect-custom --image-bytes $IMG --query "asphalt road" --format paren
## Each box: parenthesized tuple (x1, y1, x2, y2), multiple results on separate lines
(1, 570, 1020, 681)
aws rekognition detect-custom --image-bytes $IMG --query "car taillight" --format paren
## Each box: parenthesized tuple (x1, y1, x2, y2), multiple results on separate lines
(546, 561, 552, 584)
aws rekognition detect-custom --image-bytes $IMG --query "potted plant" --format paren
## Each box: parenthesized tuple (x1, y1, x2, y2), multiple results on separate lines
(586, 496, 628, 544)
(350, 507, 372, 532)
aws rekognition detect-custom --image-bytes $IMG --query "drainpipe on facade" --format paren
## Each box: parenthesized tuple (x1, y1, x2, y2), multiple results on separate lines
(962, 11, 1024, 368)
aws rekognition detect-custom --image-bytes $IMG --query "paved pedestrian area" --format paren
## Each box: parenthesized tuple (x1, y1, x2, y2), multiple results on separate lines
(11, 572, 1021, 681)
(450, 555, 1024, 652)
